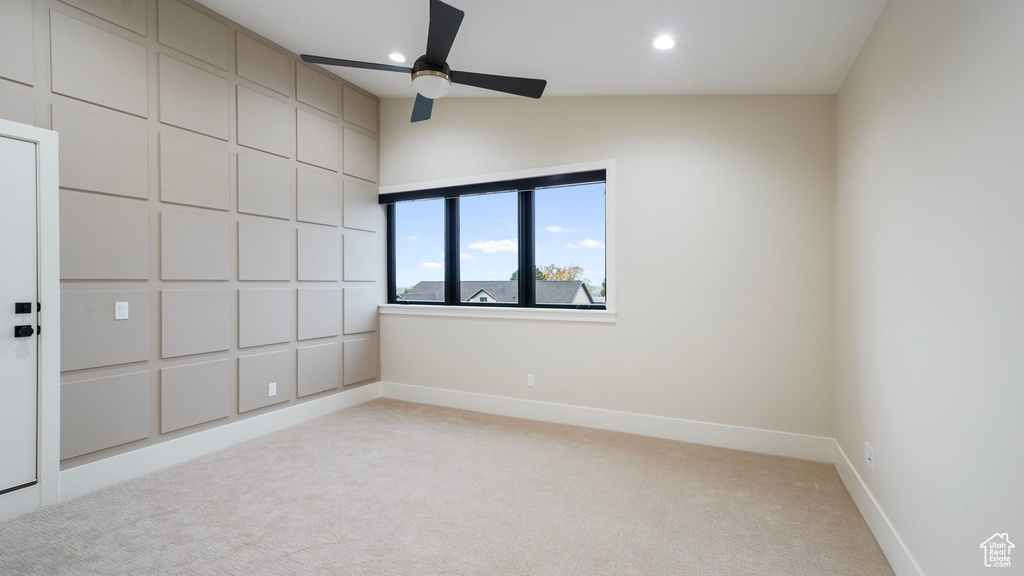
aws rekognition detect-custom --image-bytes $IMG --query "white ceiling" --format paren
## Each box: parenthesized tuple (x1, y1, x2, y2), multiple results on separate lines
(196, 0, 887, 99)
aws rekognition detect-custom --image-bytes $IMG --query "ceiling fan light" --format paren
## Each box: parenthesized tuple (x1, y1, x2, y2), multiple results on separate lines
(412, 70, 452, 99)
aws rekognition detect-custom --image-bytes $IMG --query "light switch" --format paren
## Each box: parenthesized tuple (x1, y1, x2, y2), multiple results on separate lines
(115, 301, 129, 320)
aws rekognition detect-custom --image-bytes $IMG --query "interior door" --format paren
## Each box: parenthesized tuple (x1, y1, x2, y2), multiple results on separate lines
(0, 134, 38, 494)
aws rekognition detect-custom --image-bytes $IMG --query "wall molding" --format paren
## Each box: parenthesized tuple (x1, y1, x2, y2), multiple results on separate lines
(59, 383, 382, 502)
(833, 440, 925, 576)
(380, 381, 834, 462)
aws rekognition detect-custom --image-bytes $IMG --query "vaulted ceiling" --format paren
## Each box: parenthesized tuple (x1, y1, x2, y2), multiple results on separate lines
(197, 0, 888, 99)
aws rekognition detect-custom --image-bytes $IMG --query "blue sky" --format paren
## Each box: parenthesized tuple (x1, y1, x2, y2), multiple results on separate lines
(394, 183, 605, 292)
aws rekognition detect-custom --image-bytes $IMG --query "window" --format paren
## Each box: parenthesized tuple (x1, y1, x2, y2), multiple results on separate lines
(393, 198, 445, 303)
(460, 191, 518, 304)
(383, 170, 606, 310)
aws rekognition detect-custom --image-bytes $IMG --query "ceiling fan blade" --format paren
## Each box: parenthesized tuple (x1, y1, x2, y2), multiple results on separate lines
(300, 54, 412, 74)
(425, 0, 465, 64)
(411, 94, 434, 122)
(449, 70, 547, 99)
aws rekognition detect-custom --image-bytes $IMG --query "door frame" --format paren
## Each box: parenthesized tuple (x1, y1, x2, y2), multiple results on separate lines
(0, 118, 60, 521)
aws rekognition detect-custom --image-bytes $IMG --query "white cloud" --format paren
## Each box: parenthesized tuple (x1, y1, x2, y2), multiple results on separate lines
(545, 225, 575, 233)
(460, 252, 476, 260)
(408, 235, 420, 242)
(421, 262, 443, 269)
(567, 238, 605, 250)
(584, 269, 604, 276)
(468, 239, 518, 254)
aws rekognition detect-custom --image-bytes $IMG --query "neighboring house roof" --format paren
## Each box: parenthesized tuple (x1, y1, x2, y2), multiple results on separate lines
(536, 281, 592, 305)
(466, 288, 499, 301)
(400, 280, 596, 305)
(396, 291, 442, 302)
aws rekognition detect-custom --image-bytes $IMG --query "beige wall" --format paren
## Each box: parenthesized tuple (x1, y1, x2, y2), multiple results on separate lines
(379, 95, 836, 437)
(835, 0, 1024, 573)
(0, 0, 385, 467)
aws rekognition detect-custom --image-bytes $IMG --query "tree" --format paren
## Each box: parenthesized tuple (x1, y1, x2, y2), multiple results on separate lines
(601, 279, 606, 297)
(510, 267, 548, 281)
(536, 264, 584, 281)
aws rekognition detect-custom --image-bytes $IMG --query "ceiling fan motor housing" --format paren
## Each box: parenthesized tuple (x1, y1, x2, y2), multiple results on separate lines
(411, 56, 452, 99)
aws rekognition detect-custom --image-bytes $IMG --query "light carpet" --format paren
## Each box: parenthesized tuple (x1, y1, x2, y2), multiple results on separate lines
(0, 399, 894, 575)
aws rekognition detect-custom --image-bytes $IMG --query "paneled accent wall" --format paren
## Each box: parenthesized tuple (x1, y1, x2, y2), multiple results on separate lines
(0, 0, 384, 467)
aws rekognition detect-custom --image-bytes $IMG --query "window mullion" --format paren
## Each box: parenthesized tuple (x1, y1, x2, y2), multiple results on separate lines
(386, 203, 397, 303)
(518, 189, 535, 307)
(444, 197, 460, 305)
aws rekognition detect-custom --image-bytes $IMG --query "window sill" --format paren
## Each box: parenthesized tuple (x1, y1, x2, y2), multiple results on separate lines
(379, 304, 616, 324)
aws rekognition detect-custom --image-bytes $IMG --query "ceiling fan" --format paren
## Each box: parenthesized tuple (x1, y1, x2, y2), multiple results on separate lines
(300, 0, 547, 123)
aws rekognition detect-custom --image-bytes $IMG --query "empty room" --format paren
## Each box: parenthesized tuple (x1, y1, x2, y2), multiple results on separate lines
(0, 0, 1020, 574)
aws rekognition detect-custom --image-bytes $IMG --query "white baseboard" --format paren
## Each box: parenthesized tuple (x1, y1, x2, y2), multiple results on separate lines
(380, 382, 834, 462)
(833, 440, 924, 576)
(59, 383, 382, 502)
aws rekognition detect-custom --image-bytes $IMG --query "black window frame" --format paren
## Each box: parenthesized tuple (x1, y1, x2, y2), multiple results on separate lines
(382, 169, 607, 310)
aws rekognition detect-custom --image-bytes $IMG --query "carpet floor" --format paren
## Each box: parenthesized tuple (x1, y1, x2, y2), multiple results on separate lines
(0, 399, 894, 575)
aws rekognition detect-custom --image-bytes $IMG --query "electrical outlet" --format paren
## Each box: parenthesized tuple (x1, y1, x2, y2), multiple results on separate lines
(865, 441, 874, 471)
(527, 374, 535, 387)
(114, 301, 129, 320)
(268, 382, 277, 397)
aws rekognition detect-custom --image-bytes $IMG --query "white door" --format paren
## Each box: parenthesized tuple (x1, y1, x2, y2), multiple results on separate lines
(0, 134, 38, 494)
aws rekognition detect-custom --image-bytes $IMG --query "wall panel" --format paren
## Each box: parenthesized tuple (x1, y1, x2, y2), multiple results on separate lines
(342, 127, 378, 182)
(296, 64, 338, 117)
(159, 132, 229, 210)
(160, 211, 230, 280)
(237, 85, 291, 158)
(343, 287, 378, 334)
(60, 0, 147, 35)
(157, 0, 227, 69)
(161, 289, 231, 358)
(160, 359, 231, 433)
(298, 343, 340, 397)
(61, 290, 150, 371)
(296, 109, 338, 171)
(298, 288, 341, 340)
(238, 289, 293, 348)
(238, 220, 293, 281)
(343, 337, 378, 385)
(60, 198, 149, 280)
(238, 350, 293, 413)
(50, 10, 148, 116)
(343, 180, 381, 232)
(0, 88, 35, 124)
(342, 86, 376, 133)
(0, 0, 34, 85)
(52, 105, 149, 199)
(298, 228, 341, 281)
(296, 168, 340, 226)
(61, 372, 150, 459)
(237, 152, 292, 219)
(158, 53, 229, 140)
(236, 32, 290, 96)
(343, 234, 376, 282)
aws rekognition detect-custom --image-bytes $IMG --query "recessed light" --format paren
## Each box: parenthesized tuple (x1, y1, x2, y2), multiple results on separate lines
(652, 35, 676, 50)
(389, 52, 407, 63)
